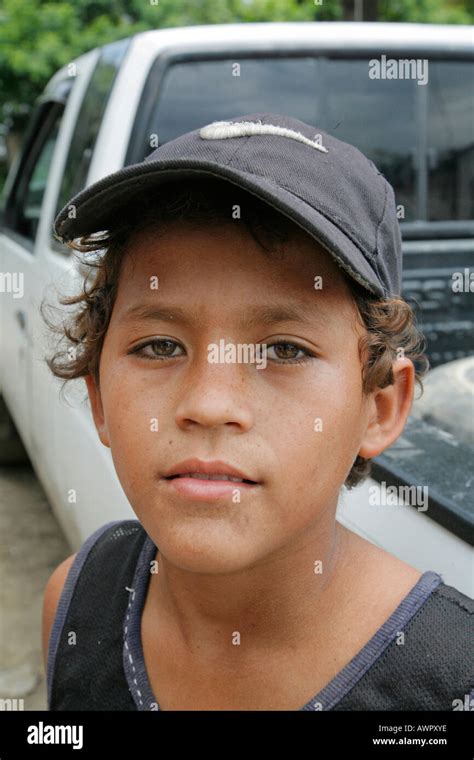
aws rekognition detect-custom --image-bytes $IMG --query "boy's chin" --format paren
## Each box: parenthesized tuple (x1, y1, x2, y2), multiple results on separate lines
(154, 528, 271, 575)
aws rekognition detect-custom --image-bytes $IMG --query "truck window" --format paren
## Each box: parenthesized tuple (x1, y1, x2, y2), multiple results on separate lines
(427, 61, 474, 222)
(22, 118, 61, 239)
(128, 55, 473, 229)
(2, 101, 66, 245)
(52, 38, 131, 243)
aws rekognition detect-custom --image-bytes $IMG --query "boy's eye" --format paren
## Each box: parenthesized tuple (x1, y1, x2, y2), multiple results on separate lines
(131, 338, 184, 360)
(129, 338, 314, 365)
(266, 342, 314, 364)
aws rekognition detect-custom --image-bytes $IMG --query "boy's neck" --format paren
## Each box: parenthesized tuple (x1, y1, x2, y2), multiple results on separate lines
(145, 516, 349, 658)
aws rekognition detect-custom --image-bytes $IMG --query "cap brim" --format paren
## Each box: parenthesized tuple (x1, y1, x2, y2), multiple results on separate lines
(54, 158, 386, 298)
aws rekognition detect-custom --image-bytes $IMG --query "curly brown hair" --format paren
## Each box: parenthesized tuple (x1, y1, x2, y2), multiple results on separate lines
(42, 178, 430, 490)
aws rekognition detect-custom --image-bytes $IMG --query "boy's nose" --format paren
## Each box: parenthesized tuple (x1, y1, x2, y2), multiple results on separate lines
(173, 353, 255, 431)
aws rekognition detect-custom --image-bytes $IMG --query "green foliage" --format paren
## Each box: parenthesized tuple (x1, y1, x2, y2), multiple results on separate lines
(0, 0, 471, 133)
(380, 0, 473, 23)
(0, 0, 142, 129)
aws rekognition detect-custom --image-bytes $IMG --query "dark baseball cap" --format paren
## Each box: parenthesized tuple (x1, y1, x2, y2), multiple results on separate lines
(53, 112, 402, 298)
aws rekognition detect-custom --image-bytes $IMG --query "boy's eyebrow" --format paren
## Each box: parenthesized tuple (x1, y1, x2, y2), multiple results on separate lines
(119, 303, 329, 330)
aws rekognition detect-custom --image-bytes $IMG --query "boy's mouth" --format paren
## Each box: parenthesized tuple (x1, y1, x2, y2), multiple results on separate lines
(162, 458, 260, 500)
(167, 473, 255, 484)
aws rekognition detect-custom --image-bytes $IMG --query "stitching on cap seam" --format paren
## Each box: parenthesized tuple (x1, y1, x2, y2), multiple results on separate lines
(368, 220, 386, 289)
(222, 132, 251, 168)
(375, 177, 389, 256)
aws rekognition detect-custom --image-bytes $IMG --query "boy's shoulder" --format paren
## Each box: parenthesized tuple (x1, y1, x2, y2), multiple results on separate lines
(334, 528, 472, 710)
(380, 579, 473, 708)
(341, 525, 473, 648)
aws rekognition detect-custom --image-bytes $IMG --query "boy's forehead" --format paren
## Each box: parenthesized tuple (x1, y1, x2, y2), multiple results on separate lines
(122, 219, 349, 290)
(113, 222, 357, 331)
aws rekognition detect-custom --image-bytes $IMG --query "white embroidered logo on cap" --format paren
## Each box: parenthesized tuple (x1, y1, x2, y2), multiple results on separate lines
(200, 120, 328, 153)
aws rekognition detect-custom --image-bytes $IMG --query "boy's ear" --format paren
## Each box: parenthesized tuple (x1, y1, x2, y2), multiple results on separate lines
(358, 357, 415, 460)
(85, 374, 110, 448)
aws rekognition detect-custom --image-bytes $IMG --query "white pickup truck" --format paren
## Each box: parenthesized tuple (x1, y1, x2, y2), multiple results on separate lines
(0, 22, 472, 594)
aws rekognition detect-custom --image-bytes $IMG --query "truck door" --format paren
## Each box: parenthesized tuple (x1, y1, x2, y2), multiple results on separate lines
(0, 88, 72, 450)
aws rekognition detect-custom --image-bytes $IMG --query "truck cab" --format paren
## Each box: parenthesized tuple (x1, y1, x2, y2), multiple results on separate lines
(0, 22, 472, 592)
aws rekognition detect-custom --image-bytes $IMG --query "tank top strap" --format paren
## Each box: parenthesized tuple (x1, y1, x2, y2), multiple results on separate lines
(47, 519, 148, 710)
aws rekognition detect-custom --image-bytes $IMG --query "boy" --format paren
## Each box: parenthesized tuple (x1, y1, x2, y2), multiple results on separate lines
(42, 113, 472, 711)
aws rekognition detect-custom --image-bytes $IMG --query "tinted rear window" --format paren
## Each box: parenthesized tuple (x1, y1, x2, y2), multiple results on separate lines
(129, 56, 473, 226)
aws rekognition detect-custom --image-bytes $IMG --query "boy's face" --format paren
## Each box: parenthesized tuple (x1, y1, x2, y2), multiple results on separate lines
(86, 219, 402, 573)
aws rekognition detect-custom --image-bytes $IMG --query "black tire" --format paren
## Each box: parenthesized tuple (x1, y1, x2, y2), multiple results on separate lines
(0, 394, 29, 464)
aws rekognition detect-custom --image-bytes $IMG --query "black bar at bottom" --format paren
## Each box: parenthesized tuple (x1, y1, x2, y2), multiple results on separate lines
(0, 709, 471, 758)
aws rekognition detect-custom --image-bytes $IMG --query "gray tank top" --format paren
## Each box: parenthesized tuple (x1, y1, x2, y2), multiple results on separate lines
(47, 520, 474, 711)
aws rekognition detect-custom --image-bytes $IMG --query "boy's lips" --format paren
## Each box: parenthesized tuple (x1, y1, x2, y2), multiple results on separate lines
(162, 458, 261, 501)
